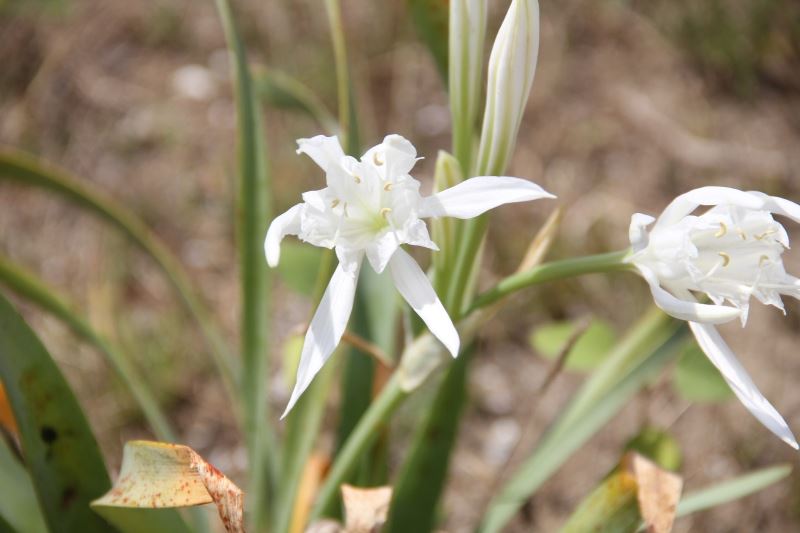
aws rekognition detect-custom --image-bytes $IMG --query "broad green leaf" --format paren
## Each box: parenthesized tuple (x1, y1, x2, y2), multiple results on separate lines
(479, 309, 686, 533)
(673, 344, 733, 403)
(0, 436, 47, 533)
(624, 427, 682, 472)
(0, 291, 111, 532)
(213, 0, 274, 528)
(0, 150, 237, 402)
(277, 243, 324, 297)
(676, 464, 791, 518)
(530, 319, 617, 371)
(92, 440, 243, 533)
(407, 0, 449, 80)
(385, 351, 471, 533)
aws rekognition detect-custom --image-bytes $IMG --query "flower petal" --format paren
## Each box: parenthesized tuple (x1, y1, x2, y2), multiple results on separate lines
(264, 204, 303, 267)
(388, 248, 459, 357)
(688, 321, 798, 449)
(418, 176, 554, 219)
(281, 257, 363, 418)
(654, 186, 764, 230)
(636, 266, 740, 324)
(628, 213, 655, 253)
(296, 135, 346, 173)
(363, 134, 418, 179)
(365, 232, 401, 273)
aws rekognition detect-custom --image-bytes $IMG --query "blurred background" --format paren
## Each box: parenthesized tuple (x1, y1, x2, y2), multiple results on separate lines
(1, 0, 800, 530)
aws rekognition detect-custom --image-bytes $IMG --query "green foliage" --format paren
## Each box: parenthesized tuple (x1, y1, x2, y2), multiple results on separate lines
(0, 292, 111, 532)
(625, 427, 682, 472)
(530, 319, 617, 371)
(0, 437, 47, 533)
(276, 242, 325, 297)
(407, 0, 449, 81)
(672, 344, 733, 403)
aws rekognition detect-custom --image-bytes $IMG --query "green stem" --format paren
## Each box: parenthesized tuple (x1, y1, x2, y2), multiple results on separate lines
(0, 254, 175, 442)
(325, 0, 351, 146)
(467, 250, 632, 314)
(310, 373, 408, 520)
(0, 150, 238, 417)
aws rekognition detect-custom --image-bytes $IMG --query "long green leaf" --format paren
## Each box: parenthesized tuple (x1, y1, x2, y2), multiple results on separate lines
(0, 150, 237, 409)
(0, 291, 111, 532)
(385, 350, 471, 533)
(0, 254, 175, 442)
(676, 465, 792, 517)
(213, 0, 273, 529)
(253, 68, 337, 134)
(0, 436, 47, 533)
(479, 310, 686, 533)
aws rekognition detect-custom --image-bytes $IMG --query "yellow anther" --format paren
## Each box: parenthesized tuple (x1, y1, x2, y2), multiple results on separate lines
(380, 207, 392, 219)
(383, 182, 393, 191)
(759, 255, 770, 267)
(755, 228, 777, 240)
(736, 228, 747, 240)
(353, 175, 362, 184)
(718, 252, 731, 267)
(714, 222, 727, 238)
(331, 199, 340, 208)
(373, 152, 384, 166)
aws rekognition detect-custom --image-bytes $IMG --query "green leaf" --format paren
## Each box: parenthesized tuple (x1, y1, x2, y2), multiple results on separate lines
(530, 319, 617, 371)
(253, 69, 337, 133)
(624, 427, 682, 472)
(214, 0, 274, 529)
(385, 350, 471, 533)
(560, 470, 640, 533)
(276, 243, 324, 297)
(673, 344, 733, 403)
(677, 465, 791, 517)
(0, 436, 47, 533)
(0, 149, 237, 409)
(0, 291, 111, 532)
(479, 309, 686, 533)
(407, 0, 449, 81)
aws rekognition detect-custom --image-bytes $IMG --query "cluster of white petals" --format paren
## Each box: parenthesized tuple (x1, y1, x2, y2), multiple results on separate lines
(266, 134, 553, 416)
(627, 186, 800, 448)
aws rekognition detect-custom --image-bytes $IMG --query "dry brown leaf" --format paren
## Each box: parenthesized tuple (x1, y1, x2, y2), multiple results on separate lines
(623, 452, 683, 533)
(341, 484, 392, 533)
(92, 440, 244, 533)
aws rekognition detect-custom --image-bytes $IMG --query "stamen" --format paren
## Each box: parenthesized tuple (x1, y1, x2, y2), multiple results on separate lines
(383, 182, 393, 191)
(331, 199, 340, 208)
(714, 222, 727, 238)
(353, 175, 361, 184)
(373, 152, 384, 166)
(736, 228, 747, 240)
(380, 207, 392, 219)
(718, 252, 731, 267)
(755, 228, 777, 240)
(759, 255, 770, 267)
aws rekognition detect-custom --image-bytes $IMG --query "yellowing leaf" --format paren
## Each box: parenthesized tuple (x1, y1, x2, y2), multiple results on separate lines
(92, 440, 244, 533)
(0, 381, 18, 437)
(625, 453, 682, 533)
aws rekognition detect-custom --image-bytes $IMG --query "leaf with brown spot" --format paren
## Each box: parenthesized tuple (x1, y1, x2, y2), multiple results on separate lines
(92, 440, 244, 533)
(341, 485, 392, 533)
(625, 453, 682, 533)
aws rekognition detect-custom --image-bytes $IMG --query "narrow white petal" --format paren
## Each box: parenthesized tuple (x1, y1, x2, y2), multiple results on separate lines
(281, 257, 362, 418)
(296, 135, 345, 173)
(381, 134, 419, 178)
(636, 266, 740, 323)
(366, 232, 401, 273)
(264, 204, 303, 267)
(418, 176, 554, 219)
(654, 186, 763, 230)
(758, 193, 800, 225)
(688, 321, 798, 449)
(388, 248, 460, 357)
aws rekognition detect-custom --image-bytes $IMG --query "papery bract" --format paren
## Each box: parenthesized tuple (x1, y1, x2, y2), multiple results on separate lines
(267, 134, 553, 416)
(627, 186, 800, 448)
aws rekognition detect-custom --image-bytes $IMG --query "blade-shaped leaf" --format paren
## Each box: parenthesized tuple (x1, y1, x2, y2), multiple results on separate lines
(0, 291, 111, 532)
(253, 68, 337, 133)
(92, 440, 243, 533)
(407, 0, 449, 80)
(672, 343, 733, 403)
(0, 435, 47, 533)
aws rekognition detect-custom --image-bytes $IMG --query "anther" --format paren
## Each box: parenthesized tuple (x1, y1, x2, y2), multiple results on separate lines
(736, 228, 747, 240)
(353, 175, 361, 184)
(380, 207, 392, 219)
(718, 252, 731, 267)
(373, 152, 384, 166)
(714, 222, 727, 238)
(759, 255, 770, 267)
(383, 182, 393, 191)
(331, 199, 340, 208)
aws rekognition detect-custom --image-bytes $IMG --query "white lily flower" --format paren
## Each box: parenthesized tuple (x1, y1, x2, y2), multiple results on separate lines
(267, 134, 554, 416)
(627, 186, 800, 448)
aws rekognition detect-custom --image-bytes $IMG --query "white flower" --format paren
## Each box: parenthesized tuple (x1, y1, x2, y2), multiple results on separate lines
(267, 134, 553, 416)
(627, 186, 800, 448)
